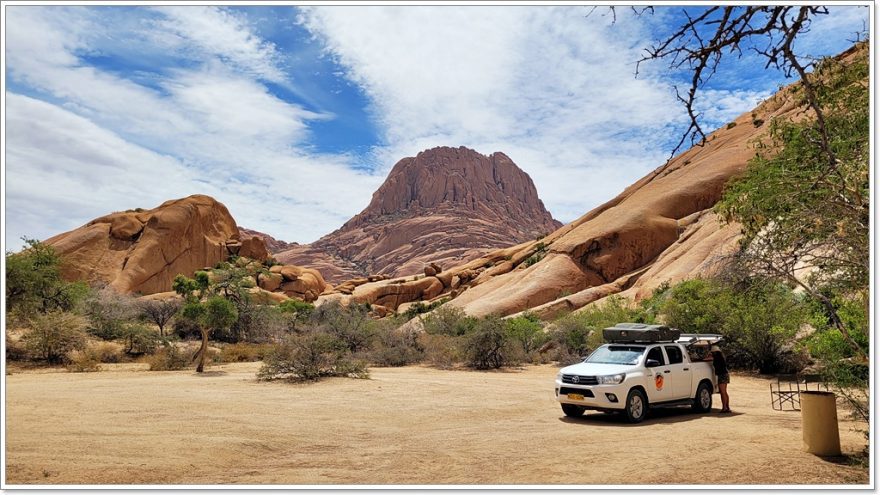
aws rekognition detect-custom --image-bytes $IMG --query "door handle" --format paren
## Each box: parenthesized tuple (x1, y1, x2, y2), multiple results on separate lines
(683, 368, 689, 371)
(664, 370, 671, 374)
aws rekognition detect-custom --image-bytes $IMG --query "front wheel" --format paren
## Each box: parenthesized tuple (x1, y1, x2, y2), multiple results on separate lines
(692, 381, 713, 413)
(624, 389, 648, 423)
(561, 403, 586, 417)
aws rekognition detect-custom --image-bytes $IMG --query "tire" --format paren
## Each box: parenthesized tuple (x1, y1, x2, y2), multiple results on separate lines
(561, 403, 586, 417)
(692, 381, 713, 413)
(624, 389, 648, 423)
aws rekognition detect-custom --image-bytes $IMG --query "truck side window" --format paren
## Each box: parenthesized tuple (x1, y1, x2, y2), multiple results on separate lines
(646, 346, 665, 367)
(664, 345, 683, 365)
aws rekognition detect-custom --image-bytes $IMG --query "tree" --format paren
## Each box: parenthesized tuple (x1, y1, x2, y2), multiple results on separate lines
(191, 296, 238, 373)
(139, 298, 182, 338)
(715, 46, 869, 359)
(5, 238, 88, 320)
(633, 6, 856, 158)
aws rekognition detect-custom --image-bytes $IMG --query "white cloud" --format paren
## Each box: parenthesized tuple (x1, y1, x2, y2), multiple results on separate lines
(152, 6, 288, 84)
(300, 6, 686, 222)
(4, 6, 381, 251)
(5, 6, 865, 255)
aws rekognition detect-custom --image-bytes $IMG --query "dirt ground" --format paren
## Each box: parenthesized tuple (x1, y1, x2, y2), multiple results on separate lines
(4, 363, 869, 486)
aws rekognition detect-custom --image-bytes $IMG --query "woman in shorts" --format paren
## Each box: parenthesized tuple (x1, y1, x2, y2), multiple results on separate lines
(708, 345, 731, 413)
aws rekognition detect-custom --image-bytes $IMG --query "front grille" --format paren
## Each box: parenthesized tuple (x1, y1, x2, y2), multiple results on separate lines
(562, 374, 598, 385)
(560, 387, 595, 397)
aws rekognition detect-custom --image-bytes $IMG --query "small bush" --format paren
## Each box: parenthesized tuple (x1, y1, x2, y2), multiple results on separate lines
(66, 349, 101, 372)
(219, 342, 272, 363)
(463, 316, 518, 370)
(5, 332, 28, 362)
(422, 306, 476, 336)
(120, 323, 161, 355)
(257, 332, 368, 382)
(91, 341, 124, 363)
(369, 324, 424, 367)
(726, 122, 737, 129)
(401, 299, 447, 320)
(23, 311, 88, 364)
(419, 333, 462, 369)
(505, 313, 549, 361)
(147, 345, 190, 371)
(84, 285, 138, 340)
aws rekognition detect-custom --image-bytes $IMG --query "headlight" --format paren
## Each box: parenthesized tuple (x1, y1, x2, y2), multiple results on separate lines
(598, 373, 625, 385)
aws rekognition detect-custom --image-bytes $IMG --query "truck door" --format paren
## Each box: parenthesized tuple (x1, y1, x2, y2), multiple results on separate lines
(663, 345, 691, 400)
(644, 346, 673, 403)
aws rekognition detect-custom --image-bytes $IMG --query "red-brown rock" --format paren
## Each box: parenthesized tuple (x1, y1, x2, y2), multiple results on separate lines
(275, 146, 561, 283)
(45, 195, 270, 295)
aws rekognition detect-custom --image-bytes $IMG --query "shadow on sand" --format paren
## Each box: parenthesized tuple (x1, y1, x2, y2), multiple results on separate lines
(194, 370, 228, 377)
(559, 407, 744, 427)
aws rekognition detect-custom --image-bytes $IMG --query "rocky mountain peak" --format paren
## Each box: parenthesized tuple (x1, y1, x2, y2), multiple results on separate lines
(276, 146, 561, 282)
(343, 146, 557, 231)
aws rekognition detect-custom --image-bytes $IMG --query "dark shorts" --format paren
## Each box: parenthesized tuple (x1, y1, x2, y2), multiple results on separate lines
(717, 373, 730, 384)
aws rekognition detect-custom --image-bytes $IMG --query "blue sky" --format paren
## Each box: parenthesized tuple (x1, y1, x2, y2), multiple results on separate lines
(3, 4, 870, 250)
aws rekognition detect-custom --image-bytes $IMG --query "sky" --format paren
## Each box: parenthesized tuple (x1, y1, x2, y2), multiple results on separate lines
(2, 4, 871, 251)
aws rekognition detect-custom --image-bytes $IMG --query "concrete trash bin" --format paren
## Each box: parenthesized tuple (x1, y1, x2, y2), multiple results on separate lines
(800, 391, 841, 456)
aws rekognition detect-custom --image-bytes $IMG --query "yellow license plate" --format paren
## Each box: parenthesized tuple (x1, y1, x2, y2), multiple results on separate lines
(567, 393, 585, 401)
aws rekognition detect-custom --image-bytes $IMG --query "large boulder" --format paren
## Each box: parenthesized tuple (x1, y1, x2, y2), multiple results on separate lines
(44, 195, 269, 295)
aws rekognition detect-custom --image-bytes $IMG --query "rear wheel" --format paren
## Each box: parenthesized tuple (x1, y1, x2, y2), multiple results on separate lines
(692, 381, 713, 413)
(561, 403, 586, 417)
(624, 389, 648, 423)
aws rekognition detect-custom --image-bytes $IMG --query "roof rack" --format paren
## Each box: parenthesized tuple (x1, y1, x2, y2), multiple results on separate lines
(676, 334, 725, 346)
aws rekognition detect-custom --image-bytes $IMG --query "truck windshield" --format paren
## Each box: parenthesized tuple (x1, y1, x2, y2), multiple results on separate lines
(585, 345, 646, 365)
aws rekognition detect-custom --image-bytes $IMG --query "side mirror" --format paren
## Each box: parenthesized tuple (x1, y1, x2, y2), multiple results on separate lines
(646, 359, 660, 368)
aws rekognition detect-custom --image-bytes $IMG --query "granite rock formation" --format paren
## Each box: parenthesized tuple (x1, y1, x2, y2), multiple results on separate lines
(275, 146, 561, 283)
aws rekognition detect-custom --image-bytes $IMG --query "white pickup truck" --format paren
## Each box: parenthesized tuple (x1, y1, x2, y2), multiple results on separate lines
(554, 329, 721, 423)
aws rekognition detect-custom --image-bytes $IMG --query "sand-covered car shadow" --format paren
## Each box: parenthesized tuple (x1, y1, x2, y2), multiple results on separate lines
(559, 407, 741, 426)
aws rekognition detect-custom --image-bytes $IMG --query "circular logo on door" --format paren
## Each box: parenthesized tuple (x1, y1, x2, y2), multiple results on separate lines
(655, 375, 664, 391)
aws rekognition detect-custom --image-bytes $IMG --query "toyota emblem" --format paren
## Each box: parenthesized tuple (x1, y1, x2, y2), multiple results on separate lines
(572, 376, 580, 384)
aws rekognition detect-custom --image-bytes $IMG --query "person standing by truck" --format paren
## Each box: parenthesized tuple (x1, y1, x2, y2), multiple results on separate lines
(708, 345, 731, 413)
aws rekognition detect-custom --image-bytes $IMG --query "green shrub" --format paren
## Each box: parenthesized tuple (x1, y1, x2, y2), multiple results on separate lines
(368, 321, 424, 367)
(422, 306, 476, 336)
(257, 332, 368, 382)
(23, 311, 88, 364)
(147, 344, 190, 371)
(463, 316, 518, 370)
(504, 313, 549, 361)
(401, 298, 448, 320)
(120, 323, 161, 355)
(5, 238, 89, 320)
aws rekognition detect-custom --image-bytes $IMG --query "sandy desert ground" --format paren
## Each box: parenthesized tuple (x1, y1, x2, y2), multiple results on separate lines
(4, 362, 869, 486)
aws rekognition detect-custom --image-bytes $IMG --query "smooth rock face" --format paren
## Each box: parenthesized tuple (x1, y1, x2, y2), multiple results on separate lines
(276, 146, 561, 283)
(44, 195, 269, 295)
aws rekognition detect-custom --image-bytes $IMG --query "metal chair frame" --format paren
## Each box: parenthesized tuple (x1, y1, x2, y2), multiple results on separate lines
(770, 374, 829, 411)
